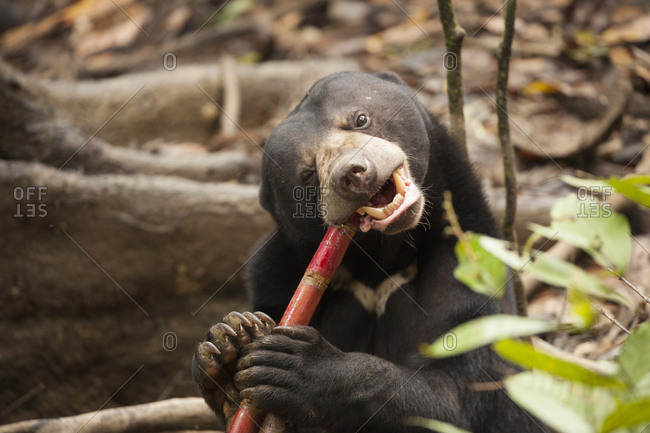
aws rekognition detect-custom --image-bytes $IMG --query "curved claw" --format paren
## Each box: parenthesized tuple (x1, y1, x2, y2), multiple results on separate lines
(194, 341, 224, 388)
(254, 311, 276, 327)
(216, 322, 238, 338)
(204, 341, 221, 355)
(243, 311, 264, 328)
(227, 311, 253, 328)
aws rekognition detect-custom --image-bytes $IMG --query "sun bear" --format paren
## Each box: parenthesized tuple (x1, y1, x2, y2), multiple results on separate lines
(193, 71, 543, 432)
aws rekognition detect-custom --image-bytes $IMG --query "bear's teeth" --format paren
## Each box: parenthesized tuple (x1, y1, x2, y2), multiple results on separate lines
(356, 169, 408, 220)
(358, 193, 405, 220)
(393, 170, 406, 196)
(360, 206, 388, 219)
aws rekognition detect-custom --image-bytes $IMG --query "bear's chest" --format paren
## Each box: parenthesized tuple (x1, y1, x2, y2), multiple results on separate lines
(310, 262, 422, 360)
(331, 263, 418, 317)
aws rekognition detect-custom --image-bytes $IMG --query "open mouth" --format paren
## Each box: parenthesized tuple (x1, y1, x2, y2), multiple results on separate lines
(356, 167, 422, 233)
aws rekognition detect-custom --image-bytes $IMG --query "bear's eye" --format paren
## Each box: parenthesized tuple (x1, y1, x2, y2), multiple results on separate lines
(355, 113, 370, 128)
(301, 169, 316, 185)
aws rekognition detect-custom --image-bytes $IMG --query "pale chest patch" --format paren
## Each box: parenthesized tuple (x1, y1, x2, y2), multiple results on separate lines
(332, 264, 418, 316)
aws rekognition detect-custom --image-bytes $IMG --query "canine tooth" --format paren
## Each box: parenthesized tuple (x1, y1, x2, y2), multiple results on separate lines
(357, 208, 366, 215)
(360, 206, 388, 220)
(393, 171, 406, 195)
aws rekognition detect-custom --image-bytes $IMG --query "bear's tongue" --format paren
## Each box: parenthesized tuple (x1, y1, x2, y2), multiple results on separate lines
(357, 168, 408, 220)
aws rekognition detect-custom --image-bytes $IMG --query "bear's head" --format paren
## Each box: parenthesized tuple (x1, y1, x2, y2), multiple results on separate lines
(260, 71, 438, 243)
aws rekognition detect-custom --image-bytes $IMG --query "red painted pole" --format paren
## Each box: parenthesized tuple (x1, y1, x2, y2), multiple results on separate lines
(227, 217, 358, 433)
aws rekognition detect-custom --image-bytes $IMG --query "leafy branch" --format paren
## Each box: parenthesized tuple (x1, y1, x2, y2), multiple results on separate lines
(419, 175, 650, 433)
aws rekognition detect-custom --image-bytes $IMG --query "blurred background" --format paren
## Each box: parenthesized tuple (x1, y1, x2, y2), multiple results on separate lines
(1, 0, 649, 426)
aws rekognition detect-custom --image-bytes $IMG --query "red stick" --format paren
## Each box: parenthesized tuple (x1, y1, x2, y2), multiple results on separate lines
(227, 217, 358, 433)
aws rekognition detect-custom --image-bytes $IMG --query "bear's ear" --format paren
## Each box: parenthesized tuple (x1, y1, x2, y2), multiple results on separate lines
(373, 71, 407, 87)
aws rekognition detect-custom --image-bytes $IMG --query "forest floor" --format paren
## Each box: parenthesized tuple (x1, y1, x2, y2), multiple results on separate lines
(1, 0, 649, 429)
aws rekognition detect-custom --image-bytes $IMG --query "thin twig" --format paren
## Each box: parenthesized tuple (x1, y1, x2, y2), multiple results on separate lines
(620, 275, 650, 304)
(442, 191, 469, 245)
(611, 269, 650, 305)
(595, 305, 631, 335)
(219, 55, 241, 137)
(495, 0, 525, 316)
(436, 0, 467, 152)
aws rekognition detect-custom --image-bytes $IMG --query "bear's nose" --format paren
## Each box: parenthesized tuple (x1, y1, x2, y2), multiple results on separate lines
(338, 154, 376, 195)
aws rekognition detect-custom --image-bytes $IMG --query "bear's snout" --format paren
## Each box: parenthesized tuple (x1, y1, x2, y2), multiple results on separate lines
(334, 151, 377, 197)
(315, 133, 420, 229)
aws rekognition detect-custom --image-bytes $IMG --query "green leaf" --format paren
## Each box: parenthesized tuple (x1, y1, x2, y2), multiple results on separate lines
(405, 417, 472, 433)
(453, 233, 509, 298)
(529, 194, 631, 272)
(527, 252, 632, 308)
(634, 371, 650, 397)
(477, 235, 529, 269)
(606, 176, 650, 208)
(464, 225, 631, 309)
(493, 339, 626, 389)
(505, 371, 616, 433)
(600, 397, 650, 433)
(421, 315, 558, 358)
(218, 0, 254, 23)
(617, 174, 650, 184)
(618, 323, 650, 384)
(567, 288, 597, 331)
(562, 174, 650, 209)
